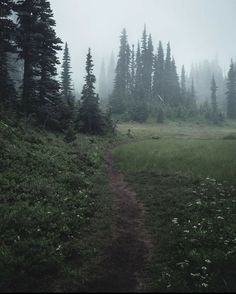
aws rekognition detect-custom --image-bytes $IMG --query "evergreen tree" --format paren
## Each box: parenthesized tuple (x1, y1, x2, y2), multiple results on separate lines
(132, 42, 148, 122)
(15, 0, 41, 115)
(226, 61, 236, 119)
(110, 28, 130, 114)
(60, 42, 75, 129)
(152, 41, 165, 101)
(130, 44, 136, 97)
(16, 0, 62, 124)
(78, 48, 104, 134)
(163, 42, 172, 105)
(211, 74, 218, 117)
(181, 65, 187, 102)
(170, 58, 181, 107)
(141, 26, 153, 104)
(61, 42, 73, 106)
(0, 0, 16, 110)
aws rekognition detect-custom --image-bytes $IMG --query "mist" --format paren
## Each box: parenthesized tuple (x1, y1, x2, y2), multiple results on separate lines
(50, 0, 236, 91)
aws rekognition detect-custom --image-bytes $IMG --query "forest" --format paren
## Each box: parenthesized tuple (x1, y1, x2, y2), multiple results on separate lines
(0, 0, 236, 292)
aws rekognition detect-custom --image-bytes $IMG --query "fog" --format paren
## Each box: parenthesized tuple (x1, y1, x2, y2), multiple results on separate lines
(50, 0, 236, 92)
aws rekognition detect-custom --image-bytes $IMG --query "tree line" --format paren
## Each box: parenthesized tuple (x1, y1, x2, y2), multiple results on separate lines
(0, 0, 113, 136)
(109, 27, 236, 123)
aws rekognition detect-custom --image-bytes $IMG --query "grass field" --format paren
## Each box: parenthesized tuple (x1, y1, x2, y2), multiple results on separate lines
(113, 121, 236, 292)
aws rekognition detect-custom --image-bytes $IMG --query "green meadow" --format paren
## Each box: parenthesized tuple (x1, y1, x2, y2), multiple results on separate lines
(113, 121, 236, 292)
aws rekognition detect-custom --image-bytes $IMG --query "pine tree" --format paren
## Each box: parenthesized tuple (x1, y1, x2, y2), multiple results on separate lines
(141, 26, 153, 104)
(15, 0, 62, 120)
(181, 65, 186, 102)
(153, 41, 165, 101)
(61, 42, 73, 106)
(132, 42, 148, 122)
(110, 28, 130, 114)
(0, 0, 16, 110)
(226, 61, 236, 119)
(130, 44, 136, 97)
(78, 48, 104, 134)
(163, 42, 172, 105)
(211, 74, 218, 117)
(15, 0, 40, 115)
(170, 58, 181, 107)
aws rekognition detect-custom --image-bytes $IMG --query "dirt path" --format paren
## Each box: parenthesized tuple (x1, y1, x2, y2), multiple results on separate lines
(89, 150, 152, 292)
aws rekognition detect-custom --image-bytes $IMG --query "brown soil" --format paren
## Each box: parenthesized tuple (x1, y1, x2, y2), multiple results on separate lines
(87, 151, 152, 292)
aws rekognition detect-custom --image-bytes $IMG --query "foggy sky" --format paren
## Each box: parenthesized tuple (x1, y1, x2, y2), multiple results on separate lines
(50, 0, 236, 91)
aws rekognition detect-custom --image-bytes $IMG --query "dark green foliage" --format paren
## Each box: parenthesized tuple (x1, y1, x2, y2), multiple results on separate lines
(110, 29, 130, 114)
(78, 49, 105, 135)
(60, 42, 75, 129)
(15, 0, 62, 122)
(131, 42, 148, 122)
(0, 0, 16, 110)
(153, 41, 165, 102)
(0, 122, 113, 291)
(226, 61, 236, 119)
(64, 125, 77, 143)
(141, 26, 153, 105)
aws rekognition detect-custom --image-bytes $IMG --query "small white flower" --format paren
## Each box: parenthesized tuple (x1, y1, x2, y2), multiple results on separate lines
(202, 283, 208, 288)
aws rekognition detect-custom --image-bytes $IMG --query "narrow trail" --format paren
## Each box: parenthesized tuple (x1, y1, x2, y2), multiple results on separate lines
(89, 150, 152, 292)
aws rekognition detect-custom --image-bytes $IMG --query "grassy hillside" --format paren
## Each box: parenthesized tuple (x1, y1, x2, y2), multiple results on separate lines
(113, 121, 236, 292)
(0, 121, 113, 292)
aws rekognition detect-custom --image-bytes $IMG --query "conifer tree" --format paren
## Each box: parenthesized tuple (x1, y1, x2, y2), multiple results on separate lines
(163, 42, 172, 104)
(15, 0, 40, 115)
(61, 42, 73, 106)
(211, 74, 218, 117)
(110, 28, 130, 114)
(132, 42, 148, 122)
(141, 26, 153, 104)
(78, 48, 104, 134)
(181, 65, 187, 102)
(152, 41, 165, 100)
(226, 61, 236, 119)
(15, 0, 62, 120)
(170, 58, 181, 107)
(0, 0, 16, 110)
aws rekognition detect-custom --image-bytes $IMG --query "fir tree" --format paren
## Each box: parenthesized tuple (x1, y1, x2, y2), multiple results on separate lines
(110, 28, 130, 114)
(181, 65, 186, 102)
(226, 61, 236, 119)
(170, 58, 181, 107)
(153, 41, 165, 101)
(163, 42, 172, 104)
(132, 42, 148, 122)
(0, 0, 16, 110)
(16, 0, 62, 124)
(141, 26, 153, 103)
(78, 48, 104, 134)
(61, 42, 74, 106)
(15, 0, 41, 115)
(60, 42, 75, 129)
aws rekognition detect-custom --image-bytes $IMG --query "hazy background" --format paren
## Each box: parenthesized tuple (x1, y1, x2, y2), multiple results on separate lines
(50, 0, 236, 92)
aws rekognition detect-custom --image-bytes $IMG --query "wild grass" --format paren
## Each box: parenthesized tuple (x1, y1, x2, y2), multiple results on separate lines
(113, 121, 236, 292)
(113, 139, 236, 184)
